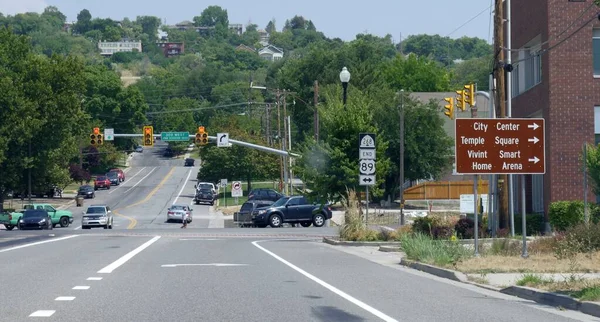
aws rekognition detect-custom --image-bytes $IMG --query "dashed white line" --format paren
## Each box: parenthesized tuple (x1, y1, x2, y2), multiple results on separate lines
(172, 167, 194, 205)
(0, 235, 79, 253)
(72, 286, 90, 290)
(29, 310, 55, 317)
(55, 297, 75, 301)
(122, 167, 156, 194)
(87, 277, 103, 281)
(252, 240, 399, 322)
(179, 238, 221, 241)
(110, 167, 148, 194)
(97, 236, 161, 274)
(73, 226, 81, 230)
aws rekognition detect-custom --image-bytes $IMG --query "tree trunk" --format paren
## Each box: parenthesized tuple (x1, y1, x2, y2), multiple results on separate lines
(246, 177, 252, 195)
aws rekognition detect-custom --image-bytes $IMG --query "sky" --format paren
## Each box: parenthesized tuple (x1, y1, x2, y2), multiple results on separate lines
(0, 0, 495, 43)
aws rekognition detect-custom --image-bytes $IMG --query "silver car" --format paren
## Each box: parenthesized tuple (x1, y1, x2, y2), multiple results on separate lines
(167, 205, 193, 223)
(82, 205, 113, 229)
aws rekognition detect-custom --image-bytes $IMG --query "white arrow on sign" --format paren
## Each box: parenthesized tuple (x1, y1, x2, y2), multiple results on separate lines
(528, 137, 539, 144)
(527, 123, 540, 130)
(528, 156, 540, 164)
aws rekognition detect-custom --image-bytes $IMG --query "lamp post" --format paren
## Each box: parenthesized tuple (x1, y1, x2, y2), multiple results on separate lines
(399, 89, 405, 226)
(339, 67, 350, 107)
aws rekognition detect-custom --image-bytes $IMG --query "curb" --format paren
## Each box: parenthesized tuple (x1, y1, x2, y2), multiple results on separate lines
(322, 237, 401, 247)
(378, 245, 401, 253)
(399, 259, 600, 318)
(399, 258, 468, 282)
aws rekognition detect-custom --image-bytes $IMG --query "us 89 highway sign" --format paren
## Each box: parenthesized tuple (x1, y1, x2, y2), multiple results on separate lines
(359, 159, 375, 175)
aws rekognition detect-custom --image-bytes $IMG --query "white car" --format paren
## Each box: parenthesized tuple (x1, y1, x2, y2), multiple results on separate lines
(167, 205, 193, 223)
(82, 205, 113, 229)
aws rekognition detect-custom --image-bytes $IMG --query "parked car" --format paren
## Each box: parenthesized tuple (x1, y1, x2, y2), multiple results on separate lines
(251, 196, 332, 228)
(109, 168, 125, 182)
(184, 158, 195, 166)
(106, 171, 120, 186)
(234, 200, 274, 227)
(167, 205, 193, 223)
(17, 209, 53, 230)
(194, 188, 214, 205)
(82, 204, 113, 229)
(94, 176, 111, 190)
(0, 203, 74, 230)
(77, 185, 95, 199)
(248, 188, 284, 202)
(135, 146, 143, 153)
(163, 148, 174, 157)
(195, 182, 216, 195)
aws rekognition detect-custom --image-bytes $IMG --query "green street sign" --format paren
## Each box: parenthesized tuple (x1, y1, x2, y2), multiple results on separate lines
(161, 132, 190, 141)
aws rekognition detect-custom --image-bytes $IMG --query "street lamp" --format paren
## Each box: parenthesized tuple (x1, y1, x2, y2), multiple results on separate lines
(339, 67, 350, 107)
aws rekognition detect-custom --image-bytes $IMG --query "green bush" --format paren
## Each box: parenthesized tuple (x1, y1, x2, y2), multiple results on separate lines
(554, 222, 600, 258)
(412, 216, 437, 236)
(513, 213, 545, 236)
(548, 201, 585, 231)
(400, 233, 470, 266)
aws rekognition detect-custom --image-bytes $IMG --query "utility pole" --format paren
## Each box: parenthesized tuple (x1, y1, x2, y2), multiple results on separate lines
(282, 89, 289, 196)
(276, 89, 284, 193)
(314, 80, 319, 141)
(28, 140, 32, 204)
(399, 90, 405, 225)
(494, 0, 509, 230)
(266, 104, 272, 146)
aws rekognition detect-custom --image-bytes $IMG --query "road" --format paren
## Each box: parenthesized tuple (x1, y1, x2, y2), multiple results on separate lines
(0, 144, 598, 321)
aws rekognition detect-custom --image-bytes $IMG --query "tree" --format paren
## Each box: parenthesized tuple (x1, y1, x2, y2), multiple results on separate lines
(450, 56, 492, 89)
(382, 53, 451, 92)
(74, 9, 92, 34)
(265, 20, 276, 34)
(135, 16, 161, 41)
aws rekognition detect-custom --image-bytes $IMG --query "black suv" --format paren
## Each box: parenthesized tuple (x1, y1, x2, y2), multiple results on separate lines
(251, 195, 332, 228)
(184, 158, 195, 166)
(248, 188, 283, 202)
(234, 200, 274, 227)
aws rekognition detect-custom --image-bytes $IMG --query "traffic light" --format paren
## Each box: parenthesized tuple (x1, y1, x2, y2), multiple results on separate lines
(143, 126, 153, 147)
(196, 126, 208, 146)
(97, 133, 104, 146)
(464, 84, 476, 107)
(90, 127, 100, 146)
(443, 97, 454, 120)
(455, 90, 466, 111)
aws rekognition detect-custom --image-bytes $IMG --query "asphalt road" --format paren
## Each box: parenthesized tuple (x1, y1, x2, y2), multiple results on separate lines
(0, 234, 597, 322)
(1, 144, 599, 321)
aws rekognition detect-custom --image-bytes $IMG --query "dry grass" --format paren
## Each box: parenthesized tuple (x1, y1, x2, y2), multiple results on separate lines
(517, 275, 600, 301)
(218, 205, 241, 216)
(454, 252, 600, 274)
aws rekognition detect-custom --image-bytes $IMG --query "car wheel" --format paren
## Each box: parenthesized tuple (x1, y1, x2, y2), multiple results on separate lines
(109, 219, 113, 229)
(4, 224, 15, 231)
(47, 222, 53, 230)
(60, 217, 69, 228)
(269, 214, 282, 228)
(210, 202, 214, 206)
(82, 226, 90, 229)
(93, 193, 96, 198)
(312, 213, 326, 227)
(257, 224, 268, 228)
(104, 225, 108, 229)
(300, 222, 312, 227)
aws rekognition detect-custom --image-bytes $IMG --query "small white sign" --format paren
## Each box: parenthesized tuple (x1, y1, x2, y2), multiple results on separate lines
(217, 133, 229, 147)
(359, 149, 376, 160)
(359, 159, 376, 175)
(231, 181, 243, 197)
(359, 175, 376, 186)
(359, 134, 376, 148)
(220, 179, 228, 187)
(460, 194, 489, 214)
(104, 128, 114, 141)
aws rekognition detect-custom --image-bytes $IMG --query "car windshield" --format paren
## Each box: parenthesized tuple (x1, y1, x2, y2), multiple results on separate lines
(200, 188, 212, 194)
(97, 176, 106, 181)
(106, 172, 117, 178)
(23, 210, 46, 218)
(79, 186, 91, 191)
(86, 207, 106, 214)
(272, 197, 289, 207)
(199, 184, 212, 190)
(170, 205, 185, 211)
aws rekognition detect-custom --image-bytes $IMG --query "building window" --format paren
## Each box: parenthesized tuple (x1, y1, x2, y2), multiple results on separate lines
(594, 29, 600, 77)
(524, 47, 542, 89)
(511, 64, 520, 97)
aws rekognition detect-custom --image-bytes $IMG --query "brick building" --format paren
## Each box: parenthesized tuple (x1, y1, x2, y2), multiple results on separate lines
(510, 1, 600, 217)
(156, 42, 185, 57)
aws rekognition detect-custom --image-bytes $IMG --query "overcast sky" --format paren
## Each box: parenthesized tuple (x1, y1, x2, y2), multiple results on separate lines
(0, 0, 494, 43)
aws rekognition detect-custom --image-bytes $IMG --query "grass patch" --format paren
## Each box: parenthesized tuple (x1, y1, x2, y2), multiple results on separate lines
(571, 285, 600, 301)
(515, 276, 600, 302)
(400, 233, 470, 266)
(516, 273, 554, 287)
(454, 252, 600, 274)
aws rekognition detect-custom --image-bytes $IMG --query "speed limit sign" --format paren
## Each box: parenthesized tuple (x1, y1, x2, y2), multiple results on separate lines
(359, 159, 376, 175)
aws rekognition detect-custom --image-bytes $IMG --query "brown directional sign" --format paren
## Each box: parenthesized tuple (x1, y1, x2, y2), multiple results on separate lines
(455, 118, 545, 175)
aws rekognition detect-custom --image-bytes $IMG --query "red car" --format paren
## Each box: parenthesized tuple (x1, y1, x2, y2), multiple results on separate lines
(94, 176, 111, 190)
(109, 168, 125, 182)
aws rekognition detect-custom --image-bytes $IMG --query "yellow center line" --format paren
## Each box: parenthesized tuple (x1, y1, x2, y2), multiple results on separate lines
(113, 167, 176, 229)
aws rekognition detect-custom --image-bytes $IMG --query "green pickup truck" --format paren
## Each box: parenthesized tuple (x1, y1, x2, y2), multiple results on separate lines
(0, 204, 74, 230)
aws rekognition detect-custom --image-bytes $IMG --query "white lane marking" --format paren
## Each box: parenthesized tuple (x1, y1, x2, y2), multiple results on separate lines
(73, 226, 81, 230)
(29, 310, 55, 317)
(112, 167, 150, 194)
(172, 167, 194, 205)
(122, 167, 156, 194)
(252, 240, 399, 322)
(161, 263, 248, 267)
(0, 235, 79, 253)
(55, 297, 75, 301)
(179, 238, 221, 241)
(97, 236, 161, 274)
(87, 277, 102, 281)
(72, 286, 90, 290)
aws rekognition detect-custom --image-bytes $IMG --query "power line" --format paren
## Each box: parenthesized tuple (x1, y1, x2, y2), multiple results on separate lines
(144, 102, 267, 115)
(446, 4, 494, 38)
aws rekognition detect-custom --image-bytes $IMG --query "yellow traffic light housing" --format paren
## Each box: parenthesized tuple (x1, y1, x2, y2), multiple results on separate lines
(143, 126, 154, 147)
(464, 84, 476, 107)
(90, 127, 100, 146)
(196, 126, 208, 146)
(455, 90, 466, 111)
(97, 134, 104, 146)
(443, 97, 454, 120)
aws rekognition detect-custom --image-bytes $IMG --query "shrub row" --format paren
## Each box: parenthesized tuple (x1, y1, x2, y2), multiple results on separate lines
(549, 200, 600, 231)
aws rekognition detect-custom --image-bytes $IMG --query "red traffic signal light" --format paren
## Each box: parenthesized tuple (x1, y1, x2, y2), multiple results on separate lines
(93, 127, 100, 135)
